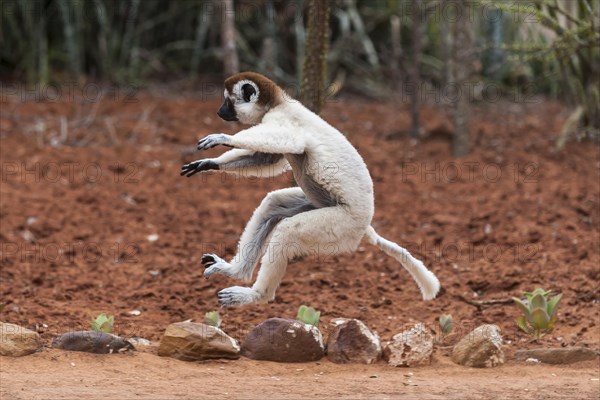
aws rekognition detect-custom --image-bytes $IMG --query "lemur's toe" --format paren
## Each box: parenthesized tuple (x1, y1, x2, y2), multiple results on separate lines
(203, 265, 220, 278)
(218, 286, 257, 307)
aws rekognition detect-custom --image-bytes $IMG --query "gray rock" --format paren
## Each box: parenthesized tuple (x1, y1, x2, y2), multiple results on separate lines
(327, 318, 381, 364)
(452, 324, 505, 368)
(515, 347, 597, 364)
(241, 318, 324, 362)
(0, 322, 41, 356)
(383, 323, 433, 367)
(158, 322, 239, 361)
(52, 331, 134, 354)
(127, 337, 152, 347)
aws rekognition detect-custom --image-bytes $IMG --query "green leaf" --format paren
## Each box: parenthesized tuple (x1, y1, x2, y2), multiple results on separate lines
(530, 293, 547, 310)
(515, 316, 530, 333)
(530, 308, 550, 331)
(91, 313, 114, 334)
(548, 317, 556, 331)
(439, 314, 454, 335)
(547, 293, 562, 318)
(296, 305, 320, 326)
(513, 297, 531, 318)
(296, 305, 308, 320)
(204, 311, 221, 328)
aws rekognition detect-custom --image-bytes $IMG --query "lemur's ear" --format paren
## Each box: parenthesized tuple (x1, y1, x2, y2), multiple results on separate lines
(242, 83, 256, 102)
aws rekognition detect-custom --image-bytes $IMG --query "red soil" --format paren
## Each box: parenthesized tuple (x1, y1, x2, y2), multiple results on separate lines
(1, 92, 598, 398)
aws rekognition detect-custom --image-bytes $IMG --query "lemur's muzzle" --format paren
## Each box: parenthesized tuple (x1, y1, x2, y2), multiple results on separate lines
(217, 98, 238, 121)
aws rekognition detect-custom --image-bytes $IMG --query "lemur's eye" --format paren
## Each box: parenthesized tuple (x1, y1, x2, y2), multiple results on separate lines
(241, 83, 256, 102)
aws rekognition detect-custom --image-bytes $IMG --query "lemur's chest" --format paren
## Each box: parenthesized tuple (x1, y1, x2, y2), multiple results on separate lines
(285, 153, 339, 208)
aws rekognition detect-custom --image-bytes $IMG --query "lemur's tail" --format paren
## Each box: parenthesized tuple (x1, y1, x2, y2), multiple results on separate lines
(365, 226, 440, 301)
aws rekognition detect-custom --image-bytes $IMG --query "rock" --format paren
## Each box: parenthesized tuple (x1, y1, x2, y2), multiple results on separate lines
(52, 331, 134, 354)
(0, 322, 41, 356)
(241, 318, 324, 362)
(327, 318, 381, 364)
(383, 323, 433, 367)
(515, 347, 597, 364)
(127, 337, 152, 347)
(451, 324, 504, 368)
(158, 322, 239, 361)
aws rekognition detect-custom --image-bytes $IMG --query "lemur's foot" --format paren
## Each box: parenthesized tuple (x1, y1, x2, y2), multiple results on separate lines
(218, 286, 262, 307)
(202, 254, 231, 278)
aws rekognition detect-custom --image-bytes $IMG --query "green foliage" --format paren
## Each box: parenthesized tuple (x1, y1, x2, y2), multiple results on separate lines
(513, 288, 562, 340)
(296, 305, 320, 326)
(91, 313, 114, 333)
(204, 311, 222, 328)
(439, 314, 454, 336)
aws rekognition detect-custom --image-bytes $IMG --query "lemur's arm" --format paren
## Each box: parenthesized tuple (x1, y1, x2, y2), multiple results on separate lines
(196, 124, 307, 154)
(181, 148, 290, 178)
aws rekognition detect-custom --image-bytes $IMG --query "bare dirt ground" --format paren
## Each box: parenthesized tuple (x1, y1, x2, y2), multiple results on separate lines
(1, 348, 598, 400)
(1, 92, 599, 399)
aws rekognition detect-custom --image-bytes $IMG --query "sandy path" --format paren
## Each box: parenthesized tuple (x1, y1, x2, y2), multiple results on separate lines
(1, 348, 598, 400)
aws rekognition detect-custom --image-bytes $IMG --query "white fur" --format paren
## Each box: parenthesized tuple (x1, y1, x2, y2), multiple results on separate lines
(211, 149, 291, 177)
(193, 85, 441, 305)
(229, 80, 262, 125)
(365, 227, 440, 300)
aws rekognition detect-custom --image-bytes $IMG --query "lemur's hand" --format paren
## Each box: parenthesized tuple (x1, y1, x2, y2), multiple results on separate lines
(197, 134, 232, 150)
(181, 159, 219, 177)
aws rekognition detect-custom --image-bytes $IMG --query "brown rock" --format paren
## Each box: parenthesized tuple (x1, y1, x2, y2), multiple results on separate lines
(515, 347, 597, 364)
(383, 323, 433, 367)
(327, 318, 381, 364)
(52, 331, 134, 354)
(158, 322, 239, 361)
(452, 324, 504, 368)
(0, 322, 41, 356)
(241, 318, 324, 362)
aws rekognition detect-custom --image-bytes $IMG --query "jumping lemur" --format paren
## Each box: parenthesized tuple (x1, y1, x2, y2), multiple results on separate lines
(181, 72, 440, 307)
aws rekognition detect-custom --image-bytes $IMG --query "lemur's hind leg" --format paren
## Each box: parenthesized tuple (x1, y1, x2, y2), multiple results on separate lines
(218, 206, 366, 306)
(203, 187, 314, 281)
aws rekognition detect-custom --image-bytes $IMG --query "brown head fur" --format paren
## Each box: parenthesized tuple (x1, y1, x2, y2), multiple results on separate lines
(224, 72, 283, 107)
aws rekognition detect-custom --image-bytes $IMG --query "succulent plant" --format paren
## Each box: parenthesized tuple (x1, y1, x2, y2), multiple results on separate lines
(204, 311, 222, 328)
(439, 314, 454, 336)
(296, 305, 320, 326)
(91, 313, 114, 333)
(513, 288, 562, 340)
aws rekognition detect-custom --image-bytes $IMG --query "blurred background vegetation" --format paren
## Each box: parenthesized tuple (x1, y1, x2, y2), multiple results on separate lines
(1, 0, 598, 152)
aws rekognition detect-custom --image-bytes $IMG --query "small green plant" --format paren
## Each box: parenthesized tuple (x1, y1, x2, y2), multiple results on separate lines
(91, 313, 114, 334)
(296, 305, 320, 326)
(513, 288, 562, 340)
(204, 311, 221, 328)
(439, 314, 454, 336)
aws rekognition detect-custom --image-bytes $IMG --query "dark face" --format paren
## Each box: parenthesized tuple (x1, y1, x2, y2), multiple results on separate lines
(217, 97, 238, 121)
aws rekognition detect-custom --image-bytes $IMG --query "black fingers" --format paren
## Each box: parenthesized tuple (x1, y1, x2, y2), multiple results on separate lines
(180, 160, 219, 177)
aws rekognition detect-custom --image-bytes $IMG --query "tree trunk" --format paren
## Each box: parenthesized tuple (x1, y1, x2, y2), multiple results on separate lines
(294, 0, 306, 85)
(300, 0, 330, 114)
(260, 0, 277, 76)
(221, 0, 239, 77)
(390, 14, 402, 92)
(451, 0, 475, 157)
(440, 2, 451, 86)
(190, 2, 211, 79)
(410, 0, 422, 138)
